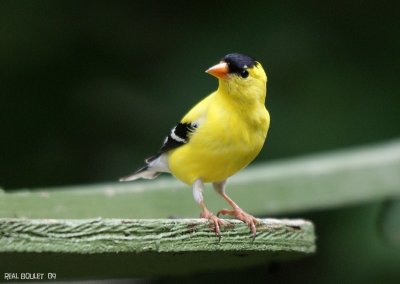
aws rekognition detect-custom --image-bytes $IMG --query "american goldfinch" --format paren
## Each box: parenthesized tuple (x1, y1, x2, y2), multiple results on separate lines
(121, 53, 269, 238)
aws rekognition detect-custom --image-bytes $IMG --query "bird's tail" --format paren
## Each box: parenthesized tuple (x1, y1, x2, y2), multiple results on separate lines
(119, 153, 168, 182)
(119, 165, 161, 182)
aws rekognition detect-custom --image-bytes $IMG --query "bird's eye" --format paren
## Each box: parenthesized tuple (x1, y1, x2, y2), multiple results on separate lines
(240, 70, 249, 78)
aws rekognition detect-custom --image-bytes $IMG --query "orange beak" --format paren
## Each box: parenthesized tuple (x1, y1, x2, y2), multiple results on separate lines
(205, 61, 229, 79)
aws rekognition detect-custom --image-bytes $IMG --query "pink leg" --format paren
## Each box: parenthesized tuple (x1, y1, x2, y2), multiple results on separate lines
(213, 181, 259, 239)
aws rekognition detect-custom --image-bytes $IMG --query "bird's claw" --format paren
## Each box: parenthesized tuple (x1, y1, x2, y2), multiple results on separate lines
(217, 207, 259, 240)
(200, 211, 225, 240)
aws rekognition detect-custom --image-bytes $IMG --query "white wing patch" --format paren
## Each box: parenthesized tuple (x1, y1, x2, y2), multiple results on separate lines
(170, 126, 186, 143)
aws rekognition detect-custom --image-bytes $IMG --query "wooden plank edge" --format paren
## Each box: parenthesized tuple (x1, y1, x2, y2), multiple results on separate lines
(0, 218, 316, 255)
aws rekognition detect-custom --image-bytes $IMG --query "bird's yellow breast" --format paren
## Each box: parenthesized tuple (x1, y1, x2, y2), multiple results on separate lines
(167, 93, 270, 185)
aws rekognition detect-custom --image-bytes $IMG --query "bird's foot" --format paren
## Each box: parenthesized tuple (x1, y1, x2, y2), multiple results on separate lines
(217, 207, 259, 240)
(200, 210, 225, 240)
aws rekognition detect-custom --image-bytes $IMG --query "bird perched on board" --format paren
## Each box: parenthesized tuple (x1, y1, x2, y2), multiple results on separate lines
(120, 53, 270, 239)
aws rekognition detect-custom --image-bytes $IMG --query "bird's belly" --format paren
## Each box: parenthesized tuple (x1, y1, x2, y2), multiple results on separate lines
(167, 132, 264, 185)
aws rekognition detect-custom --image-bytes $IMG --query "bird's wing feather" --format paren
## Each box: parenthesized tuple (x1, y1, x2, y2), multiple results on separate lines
(147, 93, 214, 161)
(143, 122, 197, 164)
(159, 122, 198, 153)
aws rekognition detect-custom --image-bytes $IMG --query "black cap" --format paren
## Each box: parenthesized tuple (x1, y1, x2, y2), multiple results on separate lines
(222, 53, 257, 74)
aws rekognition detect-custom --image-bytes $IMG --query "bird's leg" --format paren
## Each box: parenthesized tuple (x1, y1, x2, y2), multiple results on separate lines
(193, 179, 225, 238)
(213, 180, 259, 239)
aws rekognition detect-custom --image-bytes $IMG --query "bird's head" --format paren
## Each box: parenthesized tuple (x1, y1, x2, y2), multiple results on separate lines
(206, 53, 267, 104)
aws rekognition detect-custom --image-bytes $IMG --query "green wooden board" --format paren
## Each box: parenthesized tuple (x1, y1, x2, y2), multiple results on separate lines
(0, 218, 315, 254)
(0, 218, 315, 278)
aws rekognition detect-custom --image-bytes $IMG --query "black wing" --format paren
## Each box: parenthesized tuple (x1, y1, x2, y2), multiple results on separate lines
(146, 122, 198, 163)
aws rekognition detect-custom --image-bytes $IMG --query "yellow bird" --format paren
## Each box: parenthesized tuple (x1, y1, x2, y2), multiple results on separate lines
(121, 53, 270, 238)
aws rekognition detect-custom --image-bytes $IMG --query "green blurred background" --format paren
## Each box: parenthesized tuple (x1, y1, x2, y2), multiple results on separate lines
(1, 0, 399, 190)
